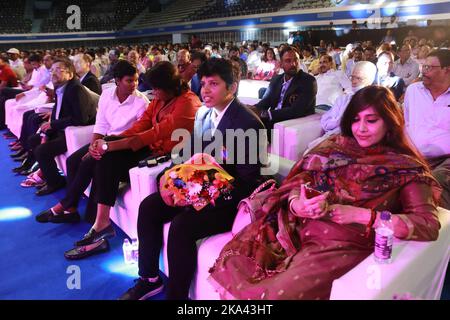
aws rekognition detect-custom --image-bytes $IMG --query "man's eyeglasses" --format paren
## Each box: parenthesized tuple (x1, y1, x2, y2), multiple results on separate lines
(350, 75, 364, 81)
(50, 67, 67, 74)
(422, 65, 442, 72)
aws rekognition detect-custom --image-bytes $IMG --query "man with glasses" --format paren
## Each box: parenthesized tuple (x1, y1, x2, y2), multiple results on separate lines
(26, 57, 97, 196)
(393, 44, 420, 86)
(376, 51, 405, 100)
(403, 49, 450, 209)
(305, 61, 377, 152)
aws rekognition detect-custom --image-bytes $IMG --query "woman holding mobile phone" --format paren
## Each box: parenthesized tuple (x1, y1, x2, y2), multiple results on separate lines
(209, 86, 441, 300)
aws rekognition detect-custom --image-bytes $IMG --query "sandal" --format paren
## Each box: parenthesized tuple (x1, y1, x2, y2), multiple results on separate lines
(20, 171, 45, 188)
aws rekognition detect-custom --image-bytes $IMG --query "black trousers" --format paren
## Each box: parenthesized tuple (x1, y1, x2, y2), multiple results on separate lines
(60, 144, 92, 209)
(28, 132, 67, 187)
(20, 110, 44, 151)
(91, 147, 151, 207)
(0, 88, 25, 129)
(137, 192, 239, 300)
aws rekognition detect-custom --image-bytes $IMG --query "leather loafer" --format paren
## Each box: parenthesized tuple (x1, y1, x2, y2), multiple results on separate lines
(36, 209, 81, 223)
(64, 239, 110, 260)
(12, 158, 34, 173)
(35, 181, 66, 196)
(75, 224, 116, 247)
(10, 149, 26, 158)
(13, 153, 29, 162)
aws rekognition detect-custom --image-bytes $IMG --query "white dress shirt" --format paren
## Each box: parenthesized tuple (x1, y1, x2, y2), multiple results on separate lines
(315, 70, 352, 106)
(320, 92, 354, 134)
(93, 86, 149, 136)
(28, 65, 51, 88)
(404, 82, 450, 158)
(54, 83, 67, 120)
(211, 98, 234, 135)
(393, 57, 420, 86)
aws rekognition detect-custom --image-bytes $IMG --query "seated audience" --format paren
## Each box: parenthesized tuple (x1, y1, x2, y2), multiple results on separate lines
(73, 53, 102, 95)
(314, 54, 352, 109)
(253, 46, 317, 131)
(253, 48, 280, 81)
(119, 58, 266, 300)
(376, 51, 405, 100)
(62, 61, 201, 258)
(393, 44, 420, 86)
(209, 85, 441, 300)
(36, 60, 148, 223)
(403, 49, 450, 209)
(27, 57, 97, 196)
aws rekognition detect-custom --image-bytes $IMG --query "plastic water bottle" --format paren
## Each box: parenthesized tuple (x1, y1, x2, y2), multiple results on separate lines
(131, 238, 139, 264)
(374, 211, 394, 264)
(123, 238, 133, 265)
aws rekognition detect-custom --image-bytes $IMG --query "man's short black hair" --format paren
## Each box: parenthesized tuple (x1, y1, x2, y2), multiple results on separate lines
(28, 54, 42, 63)
(427, 49, 450, 68)
(280, 46, 300, 60)
(198, 58, 237, 88)
(191, 51, 207, 64)
(113, 60, 138, 79)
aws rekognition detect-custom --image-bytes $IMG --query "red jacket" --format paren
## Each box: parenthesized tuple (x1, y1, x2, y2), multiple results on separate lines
(0, 64, 18, 87)
(121, 89, 201, 156)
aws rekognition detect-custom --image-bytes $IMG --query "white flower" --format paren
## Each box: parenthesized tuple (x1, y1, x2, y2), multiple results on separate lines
(169, 171, 178, 179)
(187, 182, 203, 196)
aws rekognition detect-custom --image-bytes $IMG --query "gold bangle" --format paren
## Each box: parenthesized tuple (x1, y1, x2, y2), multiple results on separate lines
(288, 195, 299, 214)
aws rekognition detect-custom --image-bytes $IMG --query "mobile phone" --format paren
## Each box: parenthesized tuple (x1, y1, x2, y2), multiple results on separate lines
(304, 184, 323, 199)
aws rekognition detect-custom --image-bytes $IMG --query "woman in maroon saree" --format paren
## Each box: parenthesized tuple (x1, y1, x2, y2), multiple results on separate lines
(208, 86, 442, 300)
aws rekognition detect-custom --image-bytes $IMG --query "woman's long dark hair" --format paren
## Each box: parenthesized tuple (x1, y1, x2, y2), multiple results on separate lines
(340, 85, 430, 170)
(145, 61, 188, 96)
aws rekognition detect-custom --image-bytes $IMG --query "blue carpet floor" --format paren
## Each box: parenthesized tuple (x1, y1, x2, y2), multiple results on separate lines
(0, 130, 164, 300)
(0, 129, 448, 300)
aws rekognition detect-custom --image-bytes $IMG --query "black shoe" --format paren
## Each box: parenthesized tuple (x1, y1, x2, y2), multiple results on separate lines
(118, 277, 164, 300)
(75, 224, 116, 246)
(64, 239, 110, 260)
(35, 180, 66, 196)
(12, 158, 34, 173)
(36, 209, 81, 223)
(13, 152, 29, 162)
(10, 148, 25, 158)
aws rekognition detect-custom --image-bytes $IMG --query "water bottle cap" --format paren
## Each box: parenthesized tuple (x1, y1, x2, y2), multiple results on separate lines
(380, 211, 391, 220)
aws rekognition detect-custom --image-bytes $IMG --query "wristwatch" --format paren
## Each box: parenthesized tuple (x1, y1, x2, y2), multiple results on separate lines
(101, 141, 109, 152)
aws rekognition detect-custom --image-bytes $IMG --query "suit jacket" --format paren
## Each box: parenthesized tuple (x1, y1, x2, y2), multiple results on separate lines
(81, 71, 102, 95)
(255, 69, 317, 123)
(189, 98, 267, 199)
(49, 78, 97, 134)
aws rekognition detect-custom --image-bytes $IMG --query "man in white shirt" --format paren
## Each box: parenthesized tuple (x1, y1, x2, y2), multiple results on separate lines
(7, 48, 24, 79)
(315, 54, 352, 108)
(393, 44, 420, 86)
(305, 61, 377, 152)
(386, 15, 399, 29)
(403, 49, 450, 209)
(36, 60, 148, 222)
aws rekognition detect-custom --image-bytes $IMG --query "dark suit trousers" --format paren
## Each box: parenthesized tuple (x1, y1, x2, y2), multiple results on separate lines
(29, 132, 67, 187)
(0, 88, 25, 128)
(137, 192, 239, 300)
(20, 110, 44, 151)
(60, 144, 93, 209)
(91, 147, 151, 207)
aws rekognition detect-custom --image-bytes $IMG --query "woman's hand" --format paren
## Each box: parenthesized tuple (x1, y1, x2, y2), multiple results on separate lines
(290, 184, 329, 219)
(328, 204, 371, 225)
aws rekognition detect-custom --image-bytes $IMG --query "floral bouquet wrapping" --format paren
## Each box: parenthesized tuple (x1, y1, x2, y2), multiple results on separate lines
(160, 153, 234, 211)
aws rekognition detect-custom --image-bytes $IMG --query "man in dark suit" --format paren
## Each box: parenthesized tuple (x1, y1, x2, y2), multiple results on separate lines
(74, 53, 102, 95)
(28, 57, 97, 196)
(253, 46, 317, 131)
(119, 58, 267, 300)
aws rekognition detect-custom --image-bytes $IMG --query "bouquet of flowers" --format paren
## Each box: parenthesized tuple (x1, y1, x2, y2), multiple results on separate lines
(160, 153, 234, 211)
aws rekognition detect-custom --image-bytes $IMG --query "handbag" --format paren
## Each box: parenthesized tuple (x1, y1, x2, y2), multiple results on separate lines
(236, 178, 278, 222)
